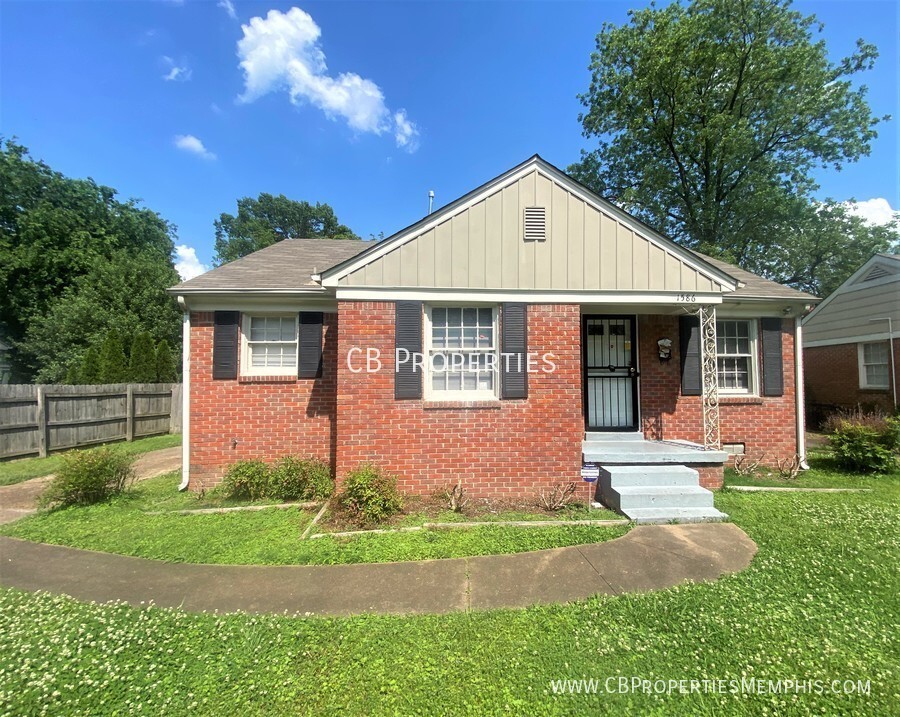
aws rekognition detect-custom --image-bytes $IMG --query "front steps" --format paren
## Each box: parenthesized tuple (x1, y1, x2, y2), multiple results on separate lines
(594, 463, 727, 524)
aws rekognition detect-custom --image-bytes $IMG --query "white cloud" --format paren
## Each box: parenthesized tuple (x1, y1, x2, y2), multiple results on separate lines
(843, 198, 898, 227)
(236, 7, 419, 150)
(173, 134, 217, 160)
(174, 245, 209, 280)
(218, 0, 237, 20)
(161, 55, 191, 82)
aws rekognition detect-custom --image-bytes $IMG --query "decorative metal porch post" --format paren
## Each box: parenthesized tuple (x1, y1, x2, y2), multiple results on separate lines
(686, 304, 721, 450)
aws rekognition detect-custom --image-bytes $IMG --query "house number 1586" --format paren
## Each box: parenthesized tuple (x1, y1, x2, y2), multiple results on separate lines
(677, 293, 696, 302)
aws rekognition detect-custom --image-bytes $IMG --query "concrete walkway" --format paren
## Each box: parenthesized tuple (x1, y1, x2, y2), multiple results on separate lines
(0, 523, 757, 616)
(0, 447, 182, 525)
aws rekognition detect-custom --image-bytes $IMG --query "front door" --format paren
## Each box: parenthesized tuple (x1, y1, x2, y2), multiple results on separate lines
(582, 315, 639, 431)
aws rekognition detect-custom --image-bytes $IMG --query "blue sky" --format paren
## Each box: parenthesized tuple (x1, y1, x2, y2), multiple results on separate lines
(2, 0, 897, 278)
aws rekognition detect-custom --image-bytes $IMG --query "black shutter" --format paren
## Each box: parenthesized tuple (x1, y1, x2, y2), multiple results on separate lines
(212, 311, 240, 380)
(394, 301, 423, 399)
(760, 317, 784, 397)
(298, 312, 324, 379)
(679, 315, 702, 396)
(500, 303, 528, 399)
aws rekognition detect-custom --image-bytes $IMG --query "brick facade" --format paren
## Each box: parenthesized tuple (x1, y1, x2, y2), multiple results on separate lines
(187, 306, 801, 496)
(187, 311, 337, 491)
(334, 302, 589, 500)
(639, 315, 799, 470)
(804, 339, 899, 424)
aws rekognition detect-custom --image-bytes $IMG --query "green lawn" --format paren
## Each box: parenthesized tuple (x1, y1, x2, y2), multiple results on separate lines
(0, 433, 182, 487)
(724, 447, 889, 490)
(0, 472, 629, 565)
(1, 457, 897, 714)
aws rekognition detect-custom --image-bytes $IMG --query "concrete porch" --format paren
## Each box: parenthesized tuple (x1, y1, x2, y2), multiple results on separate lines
(583, 432, 729, 524)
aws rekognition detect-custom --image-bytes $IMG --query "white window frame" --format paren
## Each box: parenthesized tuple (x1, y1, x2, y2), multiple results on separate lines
(240, 314, 299, 377)
(858, 341, 890, 389)
(715, 319, 759, 395)
(424, 304, 499, 402)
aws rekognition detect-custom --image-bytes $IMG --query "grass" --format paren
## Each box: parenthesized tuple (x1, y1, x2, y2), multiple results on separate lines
(0, 472, 629, 566)
(1, 454, 897, 715)
(724, 447, 889, 490)
(0, 433, 182, 487)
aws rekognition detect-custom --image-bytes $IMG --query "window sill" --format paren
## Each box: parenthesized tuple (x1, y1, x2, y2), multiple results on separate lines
(718, 395, 764, 405)
(858, 387, 890, 393)
(238, 375, 297, 384)
(423, 400, 503, 410)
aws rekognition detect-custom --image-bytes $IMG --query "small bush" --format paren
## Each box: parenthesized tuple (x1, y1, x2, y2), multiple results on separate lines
(822, 407, 892, 436)
(38, 447, 134, 509)
(829, 417, 900, 473)
(268, 456, 334, 501)
(339, 464, 403, 526)
(219, 461, 271, 500)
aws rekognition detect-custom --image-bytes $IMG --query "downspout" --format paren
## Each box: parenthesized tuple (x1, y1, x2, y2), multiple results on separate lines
(177, 296, 190, 491)
(794, 317, 809, 470)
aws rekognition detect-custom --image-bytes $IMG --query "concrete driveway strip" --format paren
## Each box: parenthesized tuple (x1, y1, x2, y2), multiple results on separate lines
(0, 523, 758, 616)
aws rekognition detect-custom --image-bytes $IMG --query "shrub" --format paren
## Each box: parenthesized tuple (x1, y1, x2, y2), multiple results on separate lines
(829, 417, 900, 473)
(268, 456, 334, 501)
(38, 447, 134, 509)
(339, 464, 403, 526)
(822, 407, 892, 436)
(219, 461, 271, 500)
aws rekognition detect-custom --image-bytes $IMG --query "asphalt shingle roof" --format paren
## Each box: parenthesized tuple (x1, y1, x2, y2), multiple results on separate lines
(697, 253, 819, 302)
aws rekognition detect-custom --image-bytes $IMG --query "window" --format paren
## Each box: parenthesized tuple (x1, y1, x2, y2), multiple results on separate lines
(716, 319, 757, 394)
(241, 315, 298, 376)
(425, 306, 498, 399)
(859, 341, 890, 389)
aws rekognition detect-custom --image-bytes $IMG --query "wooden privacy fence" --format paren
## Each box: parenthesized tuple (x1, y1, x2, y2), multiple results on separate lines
(0, 383, 182, 459)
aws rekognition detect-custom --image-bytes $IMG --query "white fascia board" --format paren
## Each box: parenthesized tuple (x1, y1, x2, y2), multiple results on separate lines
(335, 287, 724, 304)
(321, 158, 737, 292)
(804, 332, 893, 348)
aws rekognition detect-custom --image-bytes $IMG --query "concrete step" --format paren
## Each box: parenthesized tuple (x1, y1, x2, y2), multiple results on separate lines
(612, 485, 715, 511)
(583, 441, 728, 465)
(584, 431, 644, 442)
(620, 506, 728, 524)
(598, 465, 699, 488)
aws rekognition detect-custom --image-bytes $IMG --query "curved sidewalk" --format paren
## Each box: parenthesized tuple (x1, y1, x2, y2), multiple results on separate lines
(0, 523, 756, 616)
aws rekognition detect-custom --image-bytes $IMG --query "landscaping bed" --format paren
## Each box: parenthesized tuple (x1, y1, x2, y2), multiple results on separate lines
(0, 472, 629, 566)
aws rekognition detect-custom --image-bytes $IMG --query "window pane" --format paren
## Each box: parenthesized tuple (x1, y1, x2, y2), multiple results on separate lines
(478, 308, 492, 326)
(867, 364, 889, 387)
(250, 318, 265, 341)
(462, 327, 477, 348)
(432, 308, 446, 327)
(463, 373, 477, 390)
(447, 327, 462, 349)
(478, 327, 494, 348)
(864, 342, 888, 364)
(432, 327, 446, 349)
(447, 308, 461, 326)
(280, 318, 295, 341)
(447, 373, 461, 390)
(462, 307, 477, 326)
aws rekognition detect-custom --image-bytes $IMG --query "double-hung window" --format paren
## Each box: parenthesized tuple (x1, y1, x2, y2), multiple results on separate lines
(716, 319, 757, 394)
(426, 306, 498, 399)
(242, 315, 298, 376)
(859, 341, 889, 389)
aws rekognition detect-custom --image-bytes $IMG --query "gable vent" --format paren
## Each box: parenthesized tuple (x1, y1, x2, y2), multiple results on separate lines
(862, 265, 890, 282)
(524, 206, 546, 241)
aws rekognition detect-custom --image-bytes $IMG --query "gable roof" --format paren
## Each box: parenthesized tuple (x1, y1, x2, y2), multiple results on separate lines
(169, 238, 368, 294)
(802, 253, 900, 327)
(320, 155, 739, 293)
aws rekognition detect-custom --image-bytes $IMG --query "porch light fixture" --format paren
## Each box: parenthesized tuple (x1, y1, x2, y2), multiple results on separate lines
(657, 338, 673, 362)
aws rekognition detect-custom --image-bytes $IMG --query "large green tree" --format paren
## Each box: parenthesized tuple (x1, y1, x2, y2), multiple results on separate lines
(214, 193, 359, 264)
(0, 139, 181, 381)
(569, 0, 894, 291)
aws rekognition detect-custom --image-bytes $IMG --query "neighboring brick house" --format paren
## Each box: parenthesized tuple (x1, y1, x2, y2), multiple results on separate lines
(170, 156, 816, 517)
(803, 254, 899, 424)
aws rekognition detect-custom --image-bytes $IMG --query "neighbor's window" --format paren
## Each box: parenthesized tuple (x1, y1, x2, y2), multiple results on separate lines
(242, 315, 298, 376)
(859, 341, 889, 389)
(716, 319, 757, 394)
(426, 306, 498, 399)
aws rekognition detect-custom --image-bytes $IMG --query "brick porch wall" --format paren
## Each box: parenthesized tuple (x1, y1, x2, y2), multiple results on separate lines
(335, 302, 588, 500)
(804, 339, 899, 423)
(188, 311, 337, 490)
(639, 315, 798, 471)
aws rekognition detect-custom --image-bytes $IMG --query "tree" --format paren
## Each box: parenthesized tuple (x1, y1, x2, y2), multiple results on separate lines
(97, 330, 127, 384)
(0, 138, 182, 382)
(79, 346, 101, 385)
(155, 339, 177, 382)
(214, 193, 359, 264)
(569, 0, 890, 288)
(128, 332, 157, 383)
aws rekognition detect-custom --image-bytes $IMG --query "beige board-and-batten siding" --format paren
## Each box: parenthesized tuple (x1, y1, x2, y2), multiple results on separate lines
(0, 383, 182, 459)
(340, 169, 724, 293)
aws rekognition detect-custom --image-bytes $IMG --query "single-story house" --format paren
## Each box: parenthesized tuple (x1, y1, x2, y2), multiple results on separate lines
(803, 253, 899, 421)
(170, 156, 817, 520)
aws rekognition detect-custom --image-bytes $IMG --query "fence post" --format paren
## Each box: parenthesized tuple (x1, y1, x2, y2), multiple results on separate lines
(125, 384, 134, 442)
(36, 386, 48, 458)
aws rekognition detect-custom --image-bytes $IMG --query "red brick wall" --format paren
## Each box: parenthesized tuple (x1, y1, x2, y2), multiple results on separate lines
(639, 315, 799, 466)
(804, 339, 899, 422)
(335, 302, 588, 500)
(188, 311, 337, 490)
